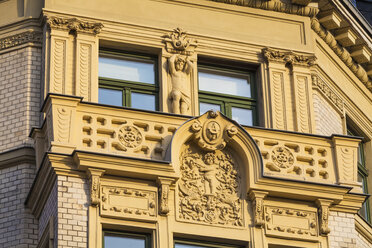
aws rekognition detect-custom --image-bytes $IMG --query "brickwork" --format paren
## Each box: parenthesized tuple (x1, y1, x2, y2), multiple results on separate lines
(57, 176, 89, 248)
(313, 92, 343, 136)
(39, 180, 57, 240)
(0, 163, 38, 247)
(328, 211, 371, 248)
(0, 47, 41, 152)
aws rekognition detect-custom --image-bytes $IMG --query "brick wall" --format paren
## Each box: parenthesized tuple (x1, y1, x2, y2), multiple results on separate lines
(39, 180, 58, 241)
(0, 47, 41, 152)
(328, 211, 371, 248)
(313, 92, 343, 136)
(57, 176, 89, 248)
(0, 163, 38, 247)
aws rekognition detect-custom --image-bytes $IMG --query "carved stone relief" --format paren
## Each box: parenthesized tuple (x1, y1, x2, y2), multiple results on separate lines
(177, 145, 243, 227)
(0, 31, 42, 51)
(87, 169, 104, 207)
(101, 186, 156, 219)
(264, 206, 318, 239)
(117, 125, 143, 150)
(263, 47, 316, 67)
(46, 16, 103, 34)
(316, 199, 332, 236)
(163, 28, 197, 115)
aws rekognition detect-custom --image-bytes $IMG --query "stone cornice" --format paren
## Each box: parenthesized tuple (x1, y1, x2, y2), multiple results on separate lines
(211, 0, 319, 17)
(263, 47, 316, 67)
(0, 31, 42, 51)
(45, 16, 104, 34)
(0, 146, 35, 169)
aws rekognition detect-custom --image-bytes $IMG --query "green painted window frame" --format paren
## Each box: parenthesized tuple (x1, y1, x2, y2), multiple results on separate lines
(99, 49, 159, 110)
(103, 230, 151, 248)
(174, 238, 244, 248)
(347, 127, 370, 223)
(198, 64, 257, 126)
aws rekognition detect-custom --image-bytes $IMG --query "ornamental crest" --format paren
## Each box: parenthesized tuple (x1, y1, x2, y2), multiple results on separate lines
(177, 145, 243, 227)
(117, 125, 143, 151)
(190, 111, 238, 151)
(163, 27, 197, 56)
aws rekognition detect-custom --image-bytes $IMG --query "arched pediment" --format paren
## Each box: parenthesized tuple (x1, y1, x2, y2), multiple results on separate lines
(166, 111, 263, 226)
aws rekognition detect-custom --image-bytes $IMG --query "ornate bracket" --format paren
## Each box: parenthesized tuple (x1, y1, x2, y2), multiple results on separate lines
(190, 111, 238, 151)
(263, 47, 316, 67)
(163, 27, 197, 56)
(316, 199, 333, 235)
(46, 16, 104, 35)
(248, 190, 269, 228)
(157, 177, 174, 216)
(87, 168, 105, 207)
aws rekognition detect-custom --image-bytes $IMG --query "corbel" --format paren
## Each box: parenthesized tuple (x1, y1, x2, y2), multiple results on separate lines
(248, 190, 269, 228)
(315, 199, 333, 235)
(157, 177, 175, 215)
(87, 168, 105, 207)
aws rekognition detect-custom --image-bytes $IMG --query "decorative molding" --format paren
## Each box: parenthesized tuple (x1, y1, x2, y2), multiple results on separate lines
(101, 186, 157, 219)
(263, 47, 316, 67)
(117, 125, 144, 151)
(311, 18, 372, 91)
(163, 27, 197, 56)
(248, 190, 268, 228)
(51, 38, 66, 94)
(0, 147, 35, 170)
(271, 71, 286, 130)
(311, 74, 344, 114)
(157, 177, 174, 216)
(87, 169, 105, 207)
(210, 0, 319, 18)
(295, 75, 311, 133)
(56, 107, 71, 143)
(46, 16, 103, 34)
(190, 110, 238, 151)
(78, 43, 91, 100)
(271, 146, 294, 170)
(316, 199, 332, 235)
(264, 206, 318, 239)
(178, 145, 243, 227)
(0, 31, 42, 51)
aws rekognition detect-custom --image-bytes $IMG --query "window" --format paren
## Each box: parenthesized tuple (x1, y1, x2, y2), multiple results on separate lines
(198, 64, 256, 126)
(99, 50, 158, 111)
(347, 126, 370, 222)
(103, 231, 150, 248)
(175, 239, 243, 248)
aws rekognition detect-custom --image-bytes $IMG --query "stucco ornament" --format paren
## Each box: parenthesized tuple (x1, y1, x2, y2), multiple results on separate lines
(178, 147, 243, 226)
(117, 125, 143, 150)
(190, 111, 238, 151)
(271, 146, 294, 169)
(46, 16, 103, 34)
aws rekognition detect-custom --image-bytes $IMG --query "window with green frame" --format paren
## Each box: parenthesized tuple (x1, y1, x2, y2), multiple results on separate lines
(198, 63, 256, 126)
(175, 238, 244, 248)
(347, 126, 370, 222)
(103, 230, 150, 248)
(98, 50, 158, 111)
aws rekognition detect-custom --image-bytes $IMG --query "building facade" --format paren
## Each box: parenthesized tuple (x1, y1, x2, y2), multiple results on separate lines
(0, 0, 372, 247)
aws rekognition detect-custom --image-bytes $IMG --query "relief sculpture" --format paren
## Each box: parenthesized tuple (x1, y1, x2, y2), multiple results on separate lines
(178, 145, 243, 227)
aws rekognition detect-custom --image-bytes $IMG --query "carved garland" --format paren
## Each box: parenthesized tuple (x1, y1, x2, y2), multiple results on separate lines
(0, 31, 42, 51)
(311, 18, 372, 91)
(210, 0, 319, 18)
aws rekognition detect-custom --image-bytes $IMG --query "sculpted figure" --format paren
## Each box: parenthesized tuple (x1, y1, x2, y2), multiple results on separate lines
(200, 153, 218, 195)
(168, 54, 194, 114)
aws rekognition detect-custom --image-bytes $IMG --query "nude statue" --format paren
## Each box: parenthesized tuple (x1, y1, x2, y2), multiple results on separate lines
(168, 54, 194, 114)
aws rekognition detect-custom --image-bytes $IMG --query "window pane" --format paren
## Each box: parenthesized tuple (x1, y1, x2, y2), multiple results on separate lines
(198, 71, 251, 98)
(175, 243, 209, 248)
(99, 56, 155, 84)
(200, 102, 221, 114)
(99, 88, 122, 106)
(231, 107, 253, 126)
(104, 234, 145, 248)
(131, 92, 156, 111)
